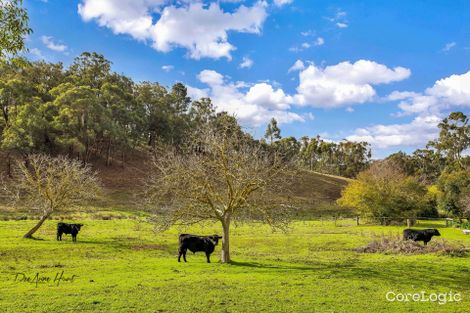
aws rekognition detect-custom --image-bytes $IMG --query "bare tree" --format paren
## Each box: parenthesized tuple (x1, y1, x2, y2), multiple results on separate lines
(143, 126, 296, 263)
(1, 154, 100, 238)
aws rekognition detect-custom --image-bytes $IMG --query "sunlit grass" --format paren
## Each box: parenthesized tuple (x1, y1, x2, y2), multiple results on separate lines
(0, 218, 469, 312)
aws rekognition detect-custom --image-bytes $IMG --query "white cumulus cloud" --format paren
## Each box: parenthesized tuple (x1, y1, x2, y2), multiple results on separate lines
(389, 70, 470, 116)
(294, 60, 411, 108)
(288, 59, 305, 73)
(188, 69, 306, 126)
(41, 36, 68, 52)
(347, 115, 441, 149)
(239, 56, 254, 69)
(348, 69, 470, 152)
(161, 65, 174, 72)
(314, 37, 324, 46)
(441, 42, 456, 52)
(273, 0, 293, 7)
(78, 0, 268, 60)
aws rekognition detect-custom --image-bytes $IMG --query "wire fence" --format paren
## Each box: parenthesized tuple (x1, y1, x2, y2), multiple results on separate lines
(310, 216, 461, 228)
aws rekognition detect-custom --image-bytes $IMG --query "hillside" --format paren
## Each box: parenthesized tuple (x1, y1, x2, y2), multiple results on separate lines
(0, 151, 351, 217)
(95, 155, 351, 216)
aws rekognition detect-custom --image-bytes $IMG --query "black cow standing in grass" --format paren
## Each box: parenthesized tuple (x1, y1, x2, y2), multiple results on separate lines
(403, 228, 441, 245)
(57, 223, 83, 242)
(178, 234, 222, 263)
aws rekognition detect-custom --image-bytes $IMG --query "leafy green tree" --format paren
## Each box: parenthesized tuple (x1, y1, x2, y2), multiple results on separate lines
(264, 118, 281, 144)
(436, 169, 470, 220)
(135, 81, 171, 147)
(428, 112, 470, 170)
(68, 52, 111, 89)
(273, 136, 300, 162)
(0, 0, 32, 59)
(100, 74, 142, 165)
(190, 97, 216, 127)
(338, 160, 431, 223)
(1, 97, 47, 155)
(50, 83, 103, 161)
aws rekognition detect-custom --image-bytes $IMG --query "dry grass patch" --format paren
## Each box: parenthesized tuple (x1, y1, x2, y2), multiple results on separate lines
(355, 234, 468, 256)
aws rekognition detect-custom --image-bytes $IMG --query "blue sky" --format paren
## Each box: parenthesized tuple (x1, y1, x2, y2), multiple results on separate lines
(24, 0, 470, 158)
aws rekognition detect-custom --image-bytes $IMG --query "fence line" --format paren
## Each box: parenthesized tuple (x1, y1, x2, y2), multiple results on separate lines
(311, 215, 462, 227)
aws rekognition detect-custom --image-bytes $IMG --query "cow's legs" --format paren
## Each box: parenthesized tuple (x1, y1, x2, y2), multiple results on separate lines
(72, 234, 76, 242)
(206, 252, 211, 263)
(178, 248, 187, 262)
(57, 232, 62, 241)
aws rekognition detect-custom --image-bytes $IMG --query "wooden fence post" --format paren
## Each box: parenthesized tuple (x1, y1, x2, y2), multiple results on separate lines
(407, 219, 412, 227)
(334, 216, 337, 227)
(356, 216, 360, 226)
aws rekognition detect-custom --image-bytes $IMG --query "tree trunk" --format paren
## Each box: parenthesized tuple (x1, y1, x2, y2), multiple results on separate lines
(23, 211, 52, 239)
(221, 219, 231, 263)
(6, 152, 12, 178)
(106, 139, 112, 166)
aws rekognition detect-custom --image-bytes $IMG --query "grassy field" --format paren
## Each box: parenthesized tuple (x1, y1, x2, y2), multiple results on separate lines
(0, 215, 469, 313)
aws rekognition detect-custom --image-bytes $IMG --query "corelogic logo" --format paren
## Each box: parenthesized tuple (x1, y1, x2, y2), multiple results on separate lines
(386, 291, 462, 305)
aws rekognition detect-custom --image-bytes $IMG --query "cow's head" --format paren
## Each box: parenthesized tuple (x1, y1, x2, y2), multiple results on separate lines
(75, 224, 83, 230)
(209, 235, 222, 245)
(432, 229, 441, 236)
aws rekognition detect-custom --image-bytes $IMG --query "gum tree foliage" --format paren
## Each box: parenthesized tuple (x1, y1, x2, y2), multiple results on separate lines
(428, 112, 470, 170)
(382, 113, 470, 219)
(0, 52, 194, 165)
(436, 169, 470, 220)
(298, 136, 371, 178)
(1, 49, 375, 180)
(264, 117, 281, 144)
(143, 123, 296, 263)
(1, 154, 100, 238)
(0, 0, 31, 59)
(384, 112, 469, 184)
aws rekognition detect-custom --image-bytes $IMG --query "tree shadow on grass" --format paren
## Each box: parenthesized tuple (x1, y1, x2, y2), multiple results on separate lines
(229, 260, 324, 272)
(229, 258, 470, 291)
(24, 236, 46, 241)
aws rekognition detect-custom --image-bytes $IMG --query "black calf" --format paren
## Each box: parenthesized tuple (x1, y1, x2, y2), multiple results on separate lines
(57, 223, 83, 242)
(403, 228, 441, 245)
(178, 234, 222, 263)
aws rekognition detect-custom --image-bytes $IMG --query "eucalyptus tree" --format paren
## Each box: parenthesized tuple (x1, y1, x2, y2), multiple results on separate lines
(264, 118, 281, 144)
(428, 112, 470, 170)
(0, 0, 31, 59)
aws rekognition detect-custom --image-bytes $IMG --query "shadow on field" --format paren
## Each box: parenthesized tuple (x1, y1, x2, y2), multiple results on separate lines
(229, 259, 469, 291)
(26, 237, 46, 241)
(229, 260, 319, 271)
(332, 261, 469, 290)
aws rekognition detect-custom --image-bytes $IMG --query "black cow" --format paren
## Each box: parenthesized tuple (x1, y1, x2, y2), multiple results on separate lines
(403, 228, 441, 245)
(178, 234, 222, 263)
(57, 223, 83, 242)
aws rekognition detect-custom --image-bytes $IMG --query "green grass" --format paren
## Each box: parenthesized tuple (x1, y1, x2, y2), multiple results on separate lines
(0, 217, 469, 312)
